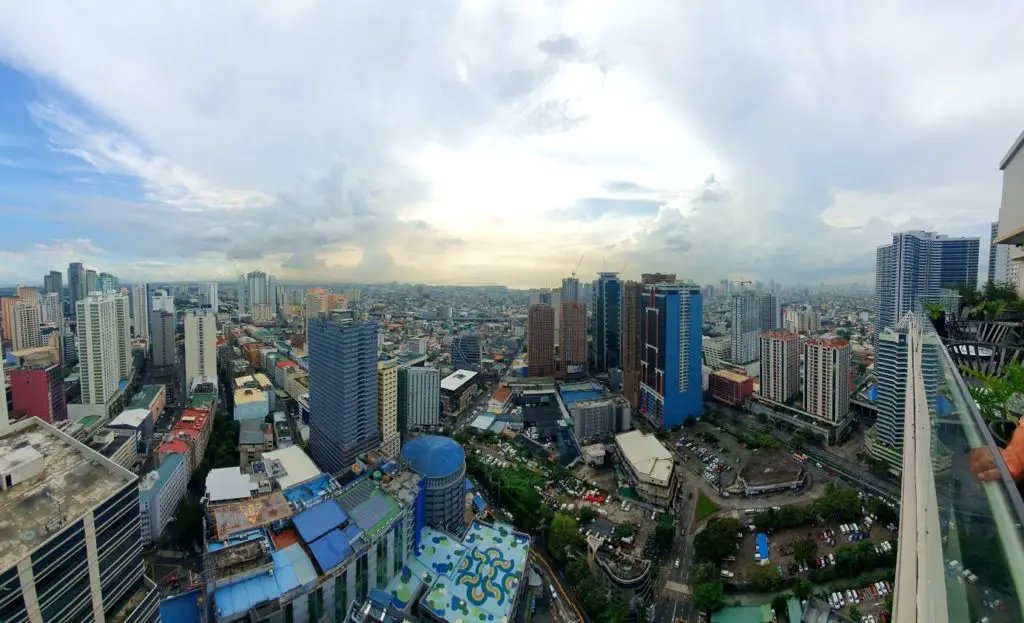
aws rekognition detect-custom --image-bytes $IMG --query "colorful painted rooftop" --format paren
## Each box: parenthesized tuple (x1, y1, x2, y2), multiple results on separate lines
(415, 521, 531, 623)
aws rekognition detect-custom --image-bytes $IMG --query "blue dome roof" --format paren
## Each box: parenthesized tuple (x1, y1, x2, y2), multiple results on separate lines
(401, 436, 465, 479)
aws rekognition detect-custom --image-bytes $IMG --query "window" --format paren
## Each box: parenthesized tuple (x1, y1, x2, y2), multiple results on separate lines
(307, 587, 324, 621)
(335, 574, 349, 619)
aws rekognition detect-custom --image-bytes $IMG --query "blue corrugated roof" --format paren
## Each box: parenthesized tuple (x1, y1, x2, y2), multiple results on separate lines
(139, 453, 185, 506)
(308, 528, 353, 573)
(293, 499, 348, 543)
(214, 544, 318, 618)
(401, 435, 465, 479)
(342, 521, 364, 544)
(755, 533, 768, 559)
(159, 589, 203, 623)
(464, 478, 475, 492)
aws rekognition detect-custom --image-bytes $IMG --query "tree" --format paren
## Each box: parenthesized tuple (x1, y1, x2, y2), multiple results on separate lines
(579, 506, 597, 523)
(794, 578, 813, 601)
(548, 514, 583, 563)
(692, 582, 725, 616)
(793, 536, 818, 564)
(848, 606, 861, 620)
(694, 517, 741, 564)
(614, 523, 635, 539)
(771, 595, 790, 618)
(172, 499, 203, 549)
(868, 499, 898, 526)
(601, 599, 630, 623)
(655, 513, 676, 549)
(692, 563, 718, 585)
(748, 563, 781, 592)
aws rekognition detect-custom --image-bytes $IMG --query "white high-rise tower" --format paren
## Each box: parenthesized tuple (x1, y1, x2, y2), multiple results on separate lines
(184, 309, 217, 387)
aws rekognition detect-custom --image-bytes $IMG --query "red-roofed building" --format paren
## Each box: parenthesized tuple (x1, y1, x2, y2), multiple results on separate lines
(157, 406, 214, 475)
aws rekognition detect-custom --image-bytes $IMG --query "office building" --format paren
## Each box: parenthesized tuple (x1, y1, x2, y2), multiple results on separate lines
(151, 289, 174, 315)
(440, 369, 479, 416)
(450, 331, 482, 371)
(590, 272, 622, 373)
(759, 293, 780, 332)
(194, 281, 219, 310)
(620, 281, 643, 408)
(0, 296, 17, 343)
(709, 370, 755, 407)
(150, 311, 176, 367)
(130, 283, 149, 341)
(184, 309, 217, 387)
(77, 293, 130, 405)
(304, 287, 328, 318)
(377, 361, 401, 459)
(138, 453, 187, 546)
(12, 300, 43, 351)
(638, 283, 703, 428)
(401, 435, 467, 532)
(68, 261, 86, 313)
(527, 304, 555, 377)
(989, 221, 1019, 285)
(759, 331, 800, 404)
(803, 337, 852, 423)
(398, 366, 441, 432)
(560, 301, 588, 377)
(9, 358, 67, 424)
(43, 270, 62, 296)
(562, 276, 581, 302)
(701, 336, 731, 371)
(571, 395, 631, 440)
(97, 272, 119, 293)
(86, 269, 97, 294)
(307, 318, 380, 474)
(876, 230, 980, 334)
(238, 270, 277, 316)
(0, 417, 159, 623)
(784, 306, 821, 334)
(730, 293, 761, 364)
(40, 292, 62, 325)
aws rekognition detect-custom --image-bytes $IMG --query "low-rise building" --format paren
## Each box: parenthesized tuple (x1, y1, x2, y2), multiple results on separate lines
(127, 383, 166, 423)
(239, 419, 275, 471)
(710, 370, 755, 407)
(89, 429, 137, 469)
(488, 386, 512, 413)
(615, 430, 675, 506)
(440, 369, 479, 416)
(138, 452, 187, 545)
(106, 407, 154, 447)
(8, 358, 67, 424)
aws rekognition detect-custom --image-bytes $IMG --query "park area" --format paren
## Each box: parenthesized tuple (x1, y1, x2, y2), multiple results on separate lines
(696, 489, 721, 521)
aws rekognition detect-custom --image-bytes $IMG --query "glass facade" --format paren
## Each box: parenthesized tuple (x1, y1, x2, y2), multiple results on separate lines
(590, 273, 621, 373)
(0, 566, 25, 623)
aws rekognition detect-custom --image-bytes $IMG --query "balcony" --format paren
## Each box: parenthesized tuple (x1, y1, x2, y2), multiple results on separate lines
(895, 312, 1024, 622)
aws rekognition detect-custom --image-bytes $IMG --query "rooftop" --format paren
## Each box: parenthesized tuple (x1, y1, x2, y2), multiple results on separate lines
(189, 393, 216, 409)
(206, 467, 261, 504)
(491, 386, 512, 403)
(761, 330, 799, 341)
(211, 492, 294, 539)
(139, 453, 185, 506)
(738, 449, 804, 486)
(234, 387, 267, 405)
(128, 384, 164, 409)
(238, 419, 268, 445)
(441, 369, 478, 392)
(615, 430, 674, 486)
(0, 418, 135, 571)
(805, 337, 851, 348)
(713, 369, 750, 383)
(107, 408, 151, 429)
(261, 445, 323, 490)
(401, 436, 466, 479)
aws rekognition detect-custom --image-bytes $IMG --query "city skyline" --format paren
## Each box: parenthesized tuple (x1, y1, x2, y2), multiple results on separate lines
(0, 3, 1016, 287)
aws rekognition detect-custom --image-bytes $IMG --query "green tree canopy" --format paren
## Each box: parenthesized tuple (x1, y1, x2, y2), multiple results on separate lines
(694, 517, 741, 564)
(548, 514, 583, 563)
(793, 578, 813, 601)
(579, 506, 597, 523)
(614, 523, 635, 539)
(692, 582, 725, 616)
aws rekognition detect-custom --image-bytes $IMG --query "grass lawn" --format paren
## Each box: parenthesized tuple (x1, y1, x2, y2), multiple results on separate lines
(695, 489, 721, 521)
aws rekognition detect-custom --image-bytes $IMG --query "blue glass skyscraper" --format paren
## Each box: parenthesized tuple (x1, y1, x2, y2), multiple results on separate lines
(589, 272, 621, 373)
(638, 283, 703, 428)
(307, 318, 381, 474)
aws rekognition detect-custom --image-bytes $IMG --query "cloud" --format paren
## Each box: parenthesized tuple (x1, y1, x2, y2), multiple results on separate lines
(0, 1, 1019, 286)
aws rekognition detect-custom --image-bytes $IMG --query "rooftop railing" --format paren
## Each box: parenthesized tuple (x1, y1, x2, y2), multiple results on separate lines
(894, 312, 1024, 622)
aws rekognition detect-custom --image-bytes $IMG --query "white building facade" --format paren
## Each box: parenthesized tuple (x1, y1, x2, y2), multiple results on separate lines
(803, 337, 852, 423)
(184, 309, 217, 388)
(758, 330, 800, 404)
(77, 293, 130, 405)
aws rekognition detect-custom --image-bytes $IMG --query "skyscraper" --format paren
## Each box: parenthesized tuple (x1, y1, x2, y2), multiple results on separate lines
(759, 293, 780, 332)
(68, 262, 86, 313)
(989, 221, 1019, 285)
(86, 269, 98, 294)
(759, 331, 800, 404)
(638, 282, 703, 428)
(40, 292, 62, 325)
(730, 293, 761, 364)
(876, 230, 981, 334)
(527, 304, 555, 377)
(398, 366, 441, 434)
(195, 282, 219, 310)
(559, 301, 588, 377)
(11, 300, 43, 352)
(111, 292, 132, 382)
(239, 270, 276, 316)
(561, 276, 581, 302)
(150, 310, 176, 367)
(96, 272, 119, 293)
(152, 289, 174, 315)
(77, 293, 123, 405)
(377, 361, 401, 458)
(803, 337, 852, 423)
(43, 270, 62, 295)
(184, 309, 217, 387)
(590, 272, 621, 373)
(130, 283, 150, 341)
(0, 296, 18, 343)
(307, 318, 380, 473)
(451, 332, 482, 371)
(620, 281, 643, 408)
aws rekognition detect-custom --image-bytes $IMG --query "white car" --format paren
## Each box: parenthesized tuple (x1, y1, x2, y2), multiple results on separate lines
(674, 559, 681, 569)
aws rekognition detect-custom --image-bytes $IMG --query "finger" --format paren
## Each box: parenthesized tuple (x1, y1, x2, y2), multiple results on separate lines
(978, 467, 1004, 482)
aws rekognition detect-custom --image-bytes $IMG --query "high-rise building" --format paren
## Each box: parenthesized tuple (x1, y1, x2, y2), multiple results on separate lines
(759, 330, 800, 404)
(560, 301, 588, 376)
(184, 309, 217, 386)
(40, 292, 62, 325)
(1, 296, 19, 343)
(641, 273, 676, 285)
(377, 361, 401, 458)
(304, 287, 328, 318)
(730, 293, 761, 364)
(77, 292, 131, 405)
(86, 269, 98, 294)
(194, 281, 219, 310)
(11, 300, 43, 351)
(620, 281, 643, 408)
(638, 282, 703, 428)
(590, 272, 622, 373)
(759, 293, 780, 332)
(96, 272, 119, 293)
(9, 359, 67, 423)
(451, 332, 482, 371)
(43, 270, 62, 295)
(150, 311, 176, 367)
(239, 270, 277, 316)
(561, 276, 581, 302)
(989, 221, 1019, 285)
(875, 230, 981, 334)
(130, 283, 150, 341)
(151, 289, 174, 315)
(527, 304, 555, 377)
(0, 365, 7, 427)
(68, 261, 86, 313)
(803, 337, 852, 423)
(307, 318, 380, 473)
(398, 366, 441, 434)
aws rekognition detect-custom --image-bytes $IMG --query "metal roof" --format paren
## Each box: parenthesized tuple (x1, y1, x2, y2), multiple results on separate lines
(401, 435, 465, 479)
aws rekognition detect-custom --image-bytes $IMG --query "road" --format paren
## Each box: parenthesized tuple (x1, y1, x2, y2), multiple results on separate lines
(656, 484, 698, 623)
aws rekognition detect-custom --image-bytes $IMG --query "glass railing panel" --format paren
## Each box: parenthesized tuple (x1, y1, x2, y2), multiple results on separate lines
(914, 317, 1024, 622)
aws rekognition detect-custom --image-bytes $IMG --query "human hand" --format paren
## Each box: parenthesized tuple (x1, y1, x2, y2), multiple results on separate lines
(968, 445, 1024, 482)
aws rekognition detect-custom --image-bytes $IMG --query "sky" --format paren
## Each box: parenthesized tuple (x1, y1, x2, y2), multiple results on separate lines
(1, 1, 1022, 289)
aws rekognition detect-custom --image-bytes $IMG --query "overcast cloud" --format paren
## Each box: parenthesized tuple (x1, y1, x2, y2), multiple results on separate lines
(0, 1, 1022, 287)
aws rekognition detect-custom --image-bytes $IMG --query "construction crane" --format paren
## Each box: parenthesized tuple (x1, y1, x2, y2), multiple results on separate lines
(571, 254, 585, 278)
